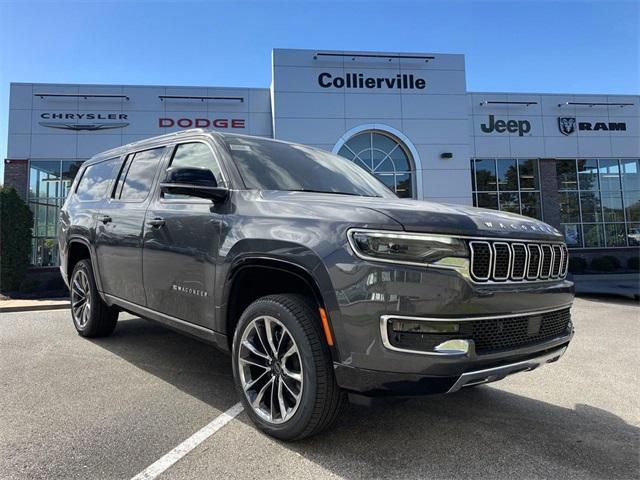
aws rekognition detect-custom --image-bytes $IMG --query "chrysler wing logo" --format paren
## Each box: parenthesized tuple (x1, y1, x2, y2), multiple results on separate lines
(39, 121, 129, 131)
(558, 117, 576, 136)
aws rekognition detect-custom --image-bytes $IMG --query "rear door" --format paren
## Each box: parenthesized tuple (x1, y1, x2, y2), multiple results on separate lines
(94, 146, 166, 306)
(142, 140, 227, 329)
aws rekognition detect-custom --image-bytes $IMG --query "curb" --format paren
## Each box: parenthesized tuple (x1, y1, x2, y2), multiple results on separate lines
(0, 302, 70, 314)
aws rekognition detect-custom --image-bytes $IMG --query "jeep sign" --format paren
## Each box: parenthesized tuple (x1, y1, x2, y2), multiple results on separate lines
(480, 115, 531, 136)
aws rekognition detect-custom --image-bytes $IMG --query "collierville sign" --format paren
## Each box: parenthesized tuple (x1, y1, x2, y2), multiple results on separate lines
(318, 72, 426, 90)
(558, 117, 627, 135)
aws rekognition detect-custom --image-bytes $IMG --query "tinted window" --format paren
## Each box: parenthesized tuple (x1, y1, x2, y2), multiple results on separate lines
(76, 158, 120, 201)
(163, 142, 224, 200)
(118, 148, 164, 201)
(224, 135, 393, 198)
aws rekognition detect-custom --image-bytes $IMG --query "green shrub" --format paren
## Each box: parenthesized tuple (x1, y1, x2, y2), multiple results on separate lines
(590, 255, 621, 272)
(0, 187, 33, 292)
(627, 256, 640, 271)
(568, 256, 588, 274)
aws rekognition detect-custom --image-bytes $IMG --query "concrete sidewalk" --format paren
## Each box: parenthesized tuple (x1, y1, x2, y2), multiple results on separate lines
(0, 298, 69, 313)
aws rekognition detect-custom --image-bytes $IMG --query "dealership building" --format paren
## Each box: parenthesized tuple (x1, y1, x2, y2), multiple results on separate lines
(4, 48, 639, 275)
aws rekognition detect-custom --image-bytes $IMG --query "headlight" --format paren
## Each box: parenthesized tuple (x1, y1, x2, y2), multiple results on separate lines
(348, 229, 469, 267)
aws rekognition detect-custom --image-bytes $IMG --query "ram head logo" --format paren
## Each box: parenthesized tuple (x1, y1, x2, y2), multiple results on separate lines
(558, 117, 576, 136)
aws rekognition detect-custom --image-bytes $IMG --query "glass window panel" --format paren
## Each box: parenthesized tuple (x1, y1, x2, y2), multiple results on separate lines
(625, 190, 640, 222)
(499, 192, 520, 214)
(337, 146, 354, 161)
(518, 159, 539, 190)
(605, 223, 627, 247)
(343, 133, 372, 164)
(388, 146, 411, 172)
(77, 158, 121, 202)
(520, 192, 542, 220)
(169, 143, 224, 185)
(477, 192, 498, 210)
(395, 173, 413, 198)
(621, 159, 639, 191)
(601, 190, 624, 222)
(556, 159, 578, 191)
(32, 237, 58, 267)
(372, 133, 397, 153)
(497, 159, 518, 191)
(627, 223, 640, 246)
(375, 173, 395, 191)
(470, 160, 476, 192)
(561, 224, 582, 248)
(598, 159, 621, 191)
(475, 159, 497, 191)
(119, 148, 164, 201)
(29, 160, 61, 200)
(61, 160, 84, 198)
(583, 224, 604, 247)
(578, 159, 599, 191)
(580, 191, 602, 223)
(559, 191, 580, 223)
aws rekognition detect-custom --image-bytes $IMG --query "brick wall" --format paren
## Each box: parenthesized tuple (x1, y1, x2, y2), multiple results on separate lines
(3, 159, 29, 200)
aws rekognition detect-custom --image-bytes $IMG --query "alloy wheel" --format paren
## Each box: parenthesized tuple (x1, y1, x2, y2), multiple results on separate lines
(71, 269, 91, 328)
(238, 316, 303, 424)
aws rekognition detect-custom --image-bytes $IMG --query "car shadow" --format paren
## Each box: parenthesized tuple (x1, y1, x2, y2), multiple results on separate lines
(91, 316, 639, 479)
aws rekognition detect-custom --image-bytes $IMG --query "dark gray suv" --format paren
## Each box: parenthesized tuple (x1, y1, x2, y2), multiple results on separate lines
(58, 129, 574, 440)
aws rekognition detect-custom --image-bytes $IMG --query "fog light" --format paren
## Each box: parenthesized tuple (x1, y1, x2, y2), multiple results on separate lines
(434, 339, 469, 354)
(391, 319, 459, 334)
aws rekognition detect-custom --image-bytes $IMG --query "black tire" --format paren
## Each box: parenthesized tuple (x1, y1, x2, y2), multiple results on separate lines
(232, 294, 345, 441)
(69, 259, 118, 337)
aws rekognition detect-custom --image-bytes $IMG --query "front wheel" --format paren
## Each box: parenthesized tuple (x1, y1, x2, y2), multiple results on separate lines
(70, 259, 118, 337)
(232, 294, 344, 440)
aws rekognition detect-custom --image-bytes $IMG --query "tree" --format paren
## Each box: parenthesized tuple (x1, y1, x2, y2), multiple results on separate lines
(0, 187, 34, 292)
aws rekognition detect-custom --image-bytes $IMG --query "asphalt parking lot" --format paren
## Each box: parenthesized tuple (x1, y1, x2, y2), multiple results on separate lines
(1, 297, 638, 480)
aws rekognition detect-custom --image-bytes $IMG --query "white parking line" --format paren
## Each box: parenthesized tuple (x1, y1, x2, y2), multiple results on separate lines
(131, 402, 244, 480)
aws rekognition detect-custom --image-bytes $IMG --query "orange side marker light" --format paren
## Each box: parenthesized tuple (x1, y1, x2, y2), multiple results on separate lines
(318, 307, 334, 346)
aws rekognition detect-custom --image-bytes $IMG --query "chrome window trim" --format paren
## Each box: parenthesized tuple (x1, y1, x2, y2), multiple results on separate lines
(492, 242, 512, 281)
(469, 241, 492, 281)
(379, 304, 573, 356)
(510, 242, 528, 280)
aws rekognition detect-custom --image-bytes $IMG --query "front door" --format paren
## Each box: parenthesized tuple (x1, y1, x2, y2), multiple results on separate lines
(95, 147, 166, 306)
(143, 141, 227, 329)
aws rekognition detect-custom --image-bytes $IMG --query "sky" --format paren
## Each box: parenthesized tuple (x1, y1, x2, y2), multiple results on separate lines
(1, 0, 638, 179)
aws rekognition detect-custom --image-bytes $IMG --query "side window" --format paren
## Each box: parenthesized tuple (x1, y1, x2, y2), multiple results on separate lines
(76, 157, 120, 201)
(115, 147, 164, 202)
(163, 142, 224, 200)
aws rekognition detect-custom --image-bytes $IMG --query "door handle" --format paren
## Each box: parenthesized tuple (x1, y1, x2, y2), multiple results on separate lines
(147, 217, 166, 228)
(97, 215, 112, 224)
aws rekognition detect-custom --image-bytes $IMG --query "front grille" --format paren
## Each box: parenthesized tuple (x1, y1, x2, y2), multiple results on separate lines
(470, 308, 572, 354)
(469, 240, 568, 282)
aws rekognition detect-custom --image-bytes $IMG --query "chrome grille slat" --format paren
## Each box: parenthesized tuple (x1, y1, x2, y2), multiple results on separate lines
(469, 239, 568, 283)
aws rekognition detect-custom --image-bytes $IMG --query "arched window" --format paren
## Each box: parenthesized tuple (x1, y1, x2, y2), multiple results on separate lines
(337, 131, 415, 198)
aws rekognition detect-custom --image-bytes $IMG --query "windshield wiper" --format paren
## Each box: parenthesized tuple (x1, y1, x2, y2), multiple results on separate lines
(285, 189, 373, 197)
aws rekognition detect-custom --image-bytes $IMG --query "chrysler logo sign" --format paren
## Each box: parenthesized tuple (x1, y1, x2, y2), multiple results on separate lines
(558, 117, 627, 135)
(39, 112, 129, 131)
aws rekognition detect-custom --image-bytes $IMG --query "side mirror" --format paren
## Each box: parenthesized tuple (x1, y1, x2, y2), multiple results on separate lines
(160, 167, 228, 202)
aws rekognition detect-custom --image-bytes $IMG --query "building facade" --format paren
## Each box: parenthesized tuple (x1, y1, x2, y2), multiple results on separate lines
(4, 48, 639, 271)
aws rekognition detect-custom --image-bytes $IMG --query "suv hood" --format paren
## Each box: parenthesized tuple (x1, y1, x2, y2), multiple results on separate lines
(263, 192, 564, 242)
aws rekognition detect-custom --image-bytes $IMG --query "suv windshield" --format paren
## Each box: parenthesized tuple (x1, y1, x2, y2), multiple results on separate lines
(223, 134, 395, 198)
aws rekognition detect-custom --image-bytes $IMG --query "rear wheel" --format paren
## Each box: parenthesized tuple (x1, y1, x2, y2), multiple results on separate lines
(70, 259, 118, 337)
(232, 294, 344, 440)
